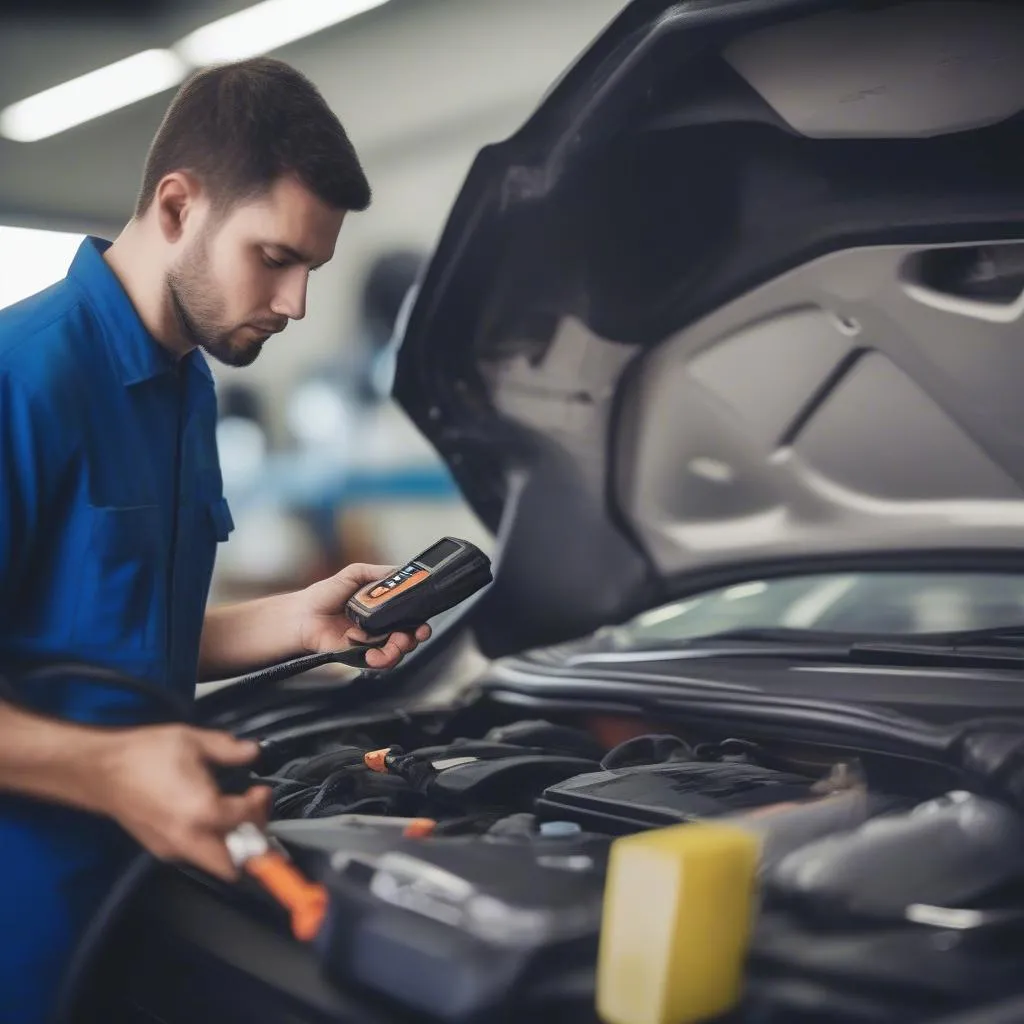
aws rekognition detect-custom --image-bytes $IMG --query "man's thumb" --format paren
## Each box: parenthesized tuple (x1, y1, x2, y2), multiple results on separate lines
(193, 729, 259, 765)
(339, 563, 395, 590)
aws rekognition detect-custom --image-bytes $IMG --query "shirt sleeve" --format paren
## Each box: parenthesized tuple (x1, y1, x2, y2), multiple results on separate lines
(0, 371, 69, 611)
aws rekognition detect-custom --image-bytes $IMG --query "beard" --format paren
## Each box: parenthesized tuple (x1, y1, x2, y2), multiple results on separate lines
(166, 235, 283, 368)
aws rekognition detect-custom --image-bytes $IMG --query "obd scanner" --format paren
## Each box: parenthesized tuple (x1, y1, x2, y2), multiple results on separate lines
(346, 537, 492, 636)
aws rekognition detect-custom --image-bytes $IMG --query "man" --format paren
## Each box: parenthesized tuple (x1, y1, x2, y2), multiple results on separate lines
(0, 57, 429, 1023)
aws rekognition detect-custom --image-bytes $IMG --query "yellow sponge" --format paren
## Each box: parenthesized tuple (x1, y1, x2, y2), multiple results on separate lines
(596, 822, 760, 1024)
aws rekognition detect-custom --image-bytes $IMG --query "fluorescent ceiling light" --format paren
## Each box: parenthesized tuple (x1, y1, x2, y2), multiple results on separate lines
(0, 227, 84, 310)
(0, 49, 188, 143)
(0, 0, 388, 143)
(175, 0, 390, 65)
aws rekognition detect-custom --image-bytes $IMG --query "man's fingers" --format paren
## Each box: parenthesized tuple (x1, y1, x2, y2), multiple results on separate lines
(240, 786, 272, 828)
(362, 628, 432, 669)
(184, 786, 272, 880)
(365, 642, 398, 669)
(219, 796, 250, 830)
(194, 729, 260, 765)
(186, 833, 238, 883)
(347, 626, 425, 650)
(219, 791, 268, 831)
(390, 631, 416, 655)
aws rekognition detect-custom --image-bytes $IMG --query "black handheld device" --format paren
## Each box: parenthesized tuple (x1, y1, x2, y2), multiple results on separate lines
(345, 536, 492, 635)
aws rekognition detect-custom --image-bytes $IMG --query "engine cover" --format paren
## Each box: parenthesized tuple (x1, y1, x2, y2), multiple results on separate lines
(536, 760, 821, 834)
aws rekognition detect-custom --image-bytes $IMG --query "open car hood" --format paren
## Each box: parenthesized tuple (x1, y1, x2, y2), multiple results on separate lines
(394, 0, 1024, 658)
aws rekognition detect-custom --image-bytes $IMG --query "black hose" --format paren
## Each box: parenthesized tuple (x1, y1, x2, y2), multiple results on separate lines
(0, 661, 191, 722)
(207, 646, 374, 697)
(193, 647, 379, 728)
(3, 647, 375, 725)
(49, 851, 156, 1024)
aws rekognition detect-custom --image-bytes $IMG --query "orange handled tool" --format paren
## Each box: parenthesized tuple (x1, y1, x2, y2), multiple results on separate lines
(226, 823, 328, 942)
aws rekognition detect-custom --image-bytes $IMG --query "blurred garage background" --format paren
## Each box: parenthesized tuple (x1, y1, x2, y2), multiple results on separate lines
(0, 0, 623, 602)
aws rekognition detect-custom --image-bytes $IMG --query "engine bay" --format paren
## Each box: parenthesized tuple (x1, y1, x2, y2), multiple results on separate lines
(150, 695, 1022, 1024)
(262, 714, 885, 846)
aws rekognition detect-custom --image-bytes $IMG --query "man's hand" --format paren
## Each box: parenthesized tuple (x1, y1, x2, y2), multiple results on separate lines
(296, 562, 431, 670)
(200, 563, 433, 680)
(96, 725, 270, 881)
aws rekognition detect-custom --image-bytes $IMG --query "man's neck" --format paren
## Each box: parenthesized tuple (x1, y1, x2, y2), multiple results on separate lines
(103, 223, 193, 360)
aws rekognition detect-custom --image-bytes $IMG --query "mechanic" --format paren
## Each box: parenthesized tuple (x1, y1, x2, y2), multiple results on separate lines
(0, 57, 430, 1024)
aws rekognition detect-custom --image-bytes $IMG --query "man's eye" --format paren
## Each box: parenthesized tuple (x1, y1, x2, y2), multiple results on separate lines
(262, 254, 286, 269)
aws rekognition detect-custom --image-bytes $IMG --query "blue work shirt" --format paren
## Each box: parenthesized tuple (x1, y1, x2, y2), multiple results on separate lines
(0, 236, 233, 1023)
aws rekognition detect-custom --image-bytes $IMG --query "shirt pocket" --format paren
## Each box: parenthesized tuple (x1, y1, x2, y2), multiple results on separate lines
(166, 495, 233, 687)
(190, 495, 233, 604)
(71, 505, 162, 652)
(207, 495, 235, 543)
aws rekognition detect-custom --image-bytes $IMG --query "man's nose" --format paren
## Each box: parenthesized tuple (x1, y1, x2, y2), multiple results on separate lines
(271, 269, 308, 322)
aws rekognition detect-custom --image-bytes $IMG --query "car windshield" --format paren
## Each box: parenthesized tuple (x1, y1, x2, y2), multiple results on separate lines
(599, 572, 1024, 649)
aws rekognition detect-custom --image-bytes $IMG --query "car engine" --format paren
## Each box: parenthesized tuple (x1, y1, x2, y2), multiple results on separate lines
(204, 703, 1024, 1024)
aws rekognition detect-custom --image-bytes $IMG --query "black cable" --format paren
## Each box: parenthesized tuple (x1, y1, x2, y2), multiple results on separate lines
(227, 647, 373, 689)
(2, 648, 372, 725)
(194, 646, 377, 725)
(0, 660, 192, 723)
(50, 850, 155, 1024)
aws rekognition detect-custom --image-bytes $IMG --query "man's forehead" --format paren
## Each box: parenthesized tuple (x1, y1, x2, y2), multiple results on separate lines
(266, 174, 343, 218)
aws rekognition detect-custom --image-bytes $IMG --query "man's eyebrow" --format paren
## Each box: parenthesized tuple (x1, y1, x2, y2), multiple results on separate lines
(269, 243, 326, 269)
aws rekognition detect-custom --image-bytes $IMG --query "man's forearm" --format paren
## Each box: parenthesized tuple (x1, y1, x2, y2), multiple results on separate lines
(198, 592, 305, 682)
(0, 702, 115, 815)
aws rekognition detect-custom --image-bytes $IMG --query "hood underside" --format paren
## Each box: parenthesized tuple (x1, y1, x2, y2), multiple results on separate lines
(394, 0, 1024, 657)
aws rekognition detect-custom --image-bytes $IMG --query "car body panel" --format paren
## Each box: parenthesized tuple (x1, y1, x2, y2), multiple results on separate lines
(394, 0, 1024, 657)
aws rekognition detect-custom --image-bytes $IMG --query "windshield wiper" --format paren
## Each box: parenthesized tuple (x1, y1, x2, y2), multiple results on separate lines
(606, 626, 1024, 670)
(691, 625, 1024, 648)
(850, 626, 1024, 670)
(653, 626, 1024, 670)
(920, 625, 1024, 647)
(670, 628, 856, 647)
(850, 643, 1024, 669)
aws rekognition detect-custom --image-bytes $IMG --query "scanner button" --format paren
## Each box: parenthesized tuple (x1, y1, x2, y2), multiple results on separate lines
(369, 586, 388, 598)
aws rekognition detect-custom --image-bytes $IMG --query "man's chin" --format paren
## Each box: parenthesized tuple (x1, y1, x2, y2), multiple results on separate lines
(201, 339, 264, 368)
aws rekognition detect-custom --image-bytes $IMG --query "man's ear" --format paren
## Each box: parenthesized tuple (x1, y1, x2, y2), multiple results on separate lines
(153, 171, 202, 244)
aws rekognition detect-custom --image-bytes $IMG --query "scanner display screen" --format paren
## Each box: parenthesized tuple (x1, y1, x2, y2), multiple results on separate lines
(417, 538, 460, 569)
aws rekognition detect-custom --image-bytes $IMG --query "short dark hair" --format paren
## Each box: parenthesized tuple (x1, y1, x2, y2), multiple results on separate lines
(135, 57, 371, 217)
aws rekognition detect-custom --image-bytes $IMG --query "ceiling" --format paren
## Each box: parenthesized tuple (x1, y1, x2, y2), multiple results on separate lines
(0, 0, 625, 232)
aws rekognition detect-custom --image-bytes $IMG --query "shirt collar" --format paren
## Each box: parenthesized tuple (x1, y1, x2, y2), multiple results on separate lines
(67, 236, 213, 388)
